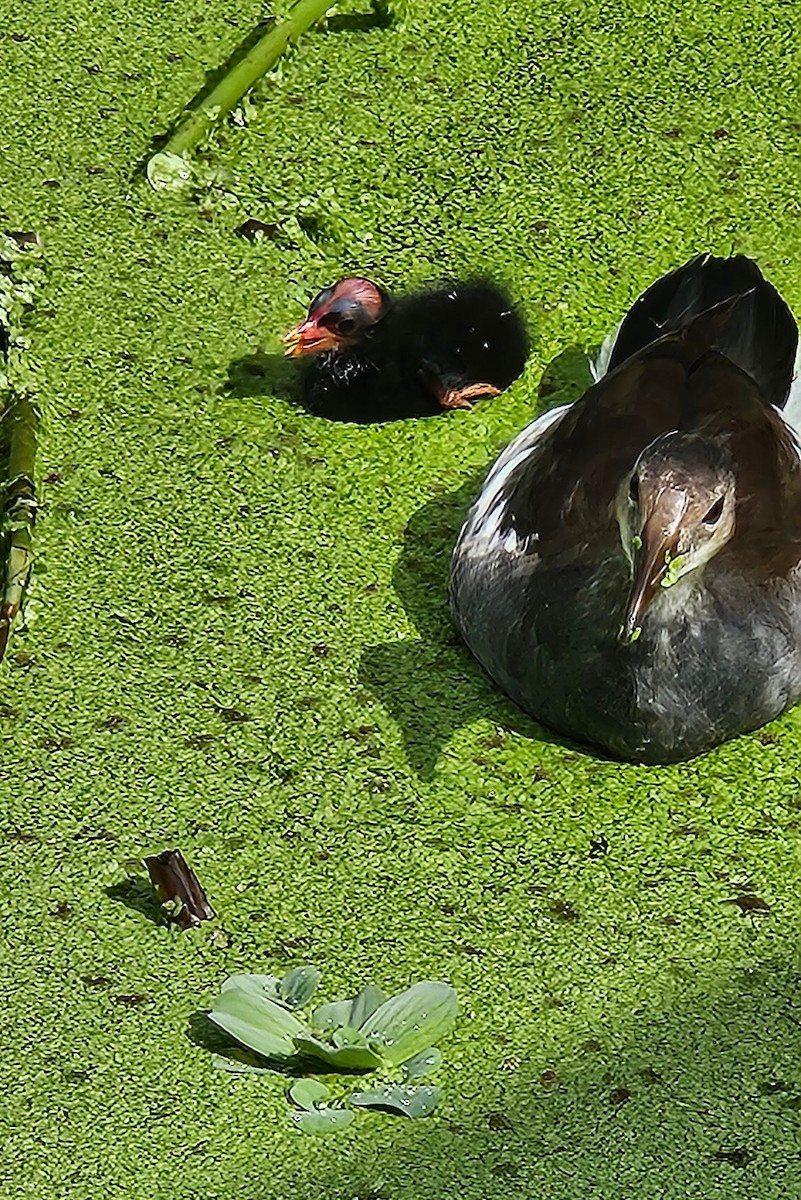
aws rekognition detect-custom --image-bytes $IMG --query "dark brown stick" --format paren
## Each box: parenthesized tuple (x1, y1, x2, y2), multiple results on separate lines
(143, 848, 215, 929)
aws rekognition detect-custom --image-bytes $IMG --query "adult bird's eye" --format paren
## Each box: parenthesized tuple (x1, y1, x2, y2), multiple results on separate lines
(337, 316, 356, 334)
(702, 496, 725, 525)
(629, 475, 639, 503)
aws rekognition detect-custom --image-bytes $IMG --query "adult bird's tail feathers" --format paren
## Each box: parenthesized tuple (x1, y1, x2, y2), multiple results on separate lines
(594, 254, 799, 411)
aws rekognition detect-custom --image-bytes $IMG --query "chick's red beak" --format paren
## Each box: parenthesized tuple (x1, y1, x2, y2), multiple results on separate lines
(281, 319, 341, 358)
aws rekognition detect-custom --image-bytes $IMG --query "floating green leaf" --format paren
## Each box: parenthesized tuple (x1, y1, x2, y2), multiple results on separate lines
(293, 1033, 384, 1071)
(279, 965, 321, 1009)
(350, 985, 388, 1029)
(212, 1052, 273, 1075)
(291, 1107, 354, 1134)
(146, 151, 192, 192)
(310, 985, 388, 1035)
(332, 1026, 369, 1049)
(661, 551, 687, 588)
(403, 1047, 442, 1079)
(289, 1079, 330, 1110)
(351, 1083, 440, 1118)
(220, 973, 281, 999)
(311, 998, 353, 1033)
(209, 985, 307, 1059)
(361, 982, 457, 1067)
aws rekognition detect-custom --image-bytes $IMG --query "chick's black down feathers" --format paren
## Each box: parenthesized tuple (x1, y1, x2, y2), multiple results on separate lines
(301, 280, 529, 422)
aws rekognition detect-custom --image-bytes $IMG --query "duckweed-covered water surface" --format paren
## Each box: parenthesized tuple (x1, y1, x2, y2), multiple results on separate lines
(3, 0, 801, 1196)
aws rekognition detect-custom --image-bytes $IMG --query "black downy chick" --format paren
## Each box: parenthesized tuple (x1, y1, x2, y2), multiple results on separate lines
(282, 277, 529, 423)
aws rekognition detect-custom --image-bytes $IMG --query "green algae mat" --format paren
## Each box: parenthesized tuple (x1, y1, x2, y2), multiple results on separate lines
(3, 0, 801, 1196)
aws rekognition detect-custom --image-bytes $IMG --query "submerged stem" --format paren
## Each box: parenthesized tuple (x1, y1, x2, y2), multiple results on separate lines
(147, 0, 337, 190)
(0, 233, 44, 661)
(0, 395, 38, 659)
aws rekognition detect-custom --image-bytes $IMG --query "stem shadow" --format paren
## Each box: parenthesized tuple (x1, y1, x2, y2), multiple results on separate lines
(106, 877, 165, 926)
(137, 19, 279, 176)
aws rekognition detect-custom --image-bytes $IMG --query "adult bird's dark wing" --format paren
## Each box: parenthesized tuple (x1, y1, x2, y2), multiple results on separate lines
(604, 253, 798, 410)
(498, 295, 801, 570)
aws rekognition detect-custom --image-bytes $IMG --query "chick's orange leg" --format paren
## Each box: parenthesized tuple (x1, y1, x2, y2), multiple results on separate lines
(438, 382, 502, 410)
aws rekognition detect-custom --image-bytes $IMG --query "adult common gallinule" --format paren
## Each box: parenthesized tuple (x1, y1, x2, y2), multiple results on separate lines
(282, 277, 529, 422)
(450, 254, 801, 763)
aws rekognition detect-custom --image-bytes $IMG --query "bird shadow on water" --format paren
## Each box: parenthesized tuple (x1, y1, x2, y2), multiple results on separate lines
(224, 351, 303, 408)
(223, 350, 417, 424)
(251, 956, 801, 1200)
(538, 341, 595, 410)
(358, 344, 595, 779)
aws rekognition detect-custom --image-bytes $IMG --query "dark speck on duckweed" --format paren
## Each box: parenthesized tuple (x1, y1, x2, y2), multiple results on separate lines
(548, 900, 580, 922)
(237, 218, 280, 242)
(486, 1110, 514, 1131)
(211, 703, 250, 723)
(589, 833, 609, 857)
(724, 894, 771, 916)
(712, 1147, 754, 1168)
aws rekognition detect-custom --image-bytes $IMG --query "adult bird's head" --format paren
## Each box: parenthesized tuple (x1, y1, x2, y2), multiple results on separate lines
(282, 277, 389, 357)
(616, 431, 736, 644)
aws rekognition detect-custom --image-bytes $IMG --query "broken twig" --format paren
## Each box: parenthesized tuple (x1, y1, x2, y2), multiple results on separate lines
(144, 848, 216, 929)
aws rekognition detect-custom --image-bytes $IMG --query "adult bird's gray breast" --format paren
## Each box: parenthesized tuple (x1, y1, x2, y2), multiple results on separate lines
(450, 254, 801, 763)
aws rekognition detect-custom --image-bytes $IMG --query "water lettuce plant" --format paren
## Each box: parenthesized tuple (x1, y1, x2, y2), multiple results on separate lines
(208, 967, 457, 1133)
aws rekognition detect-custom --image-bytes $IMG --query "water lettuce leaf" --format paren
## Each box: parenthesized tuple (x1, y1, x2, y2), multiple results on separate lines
(212, 1052, 273, 1075)
(279, 966, 321, 1009)
(311, 999, 353, 1033)
(294, 1032, 384, 1070)
(291, 1107, 354, 1134)
(220, 973, 281, 999)
(351, 1083, 440, 1118)
(289, 1079, 330, 1109)
(360, 982, 457, 1067)
(311, 985, 387, 1035)
(350, 985, 388, 1029)
(209, 985, 307, 1059)
(403, 1047, 442, 1079)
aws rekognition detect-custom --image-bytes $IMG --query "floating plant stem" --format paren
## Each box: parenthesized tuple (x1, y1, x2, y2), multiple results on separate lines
(147, 0, 337, 191)
(0, 233, 45, 661)
(0, 398, 38, 659)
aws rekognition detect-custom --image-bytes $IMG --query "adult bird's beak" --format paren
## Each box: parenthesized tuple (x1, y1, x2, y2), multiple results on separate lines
(281, 319, 340, 358)
(619, 491, 687, 645)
